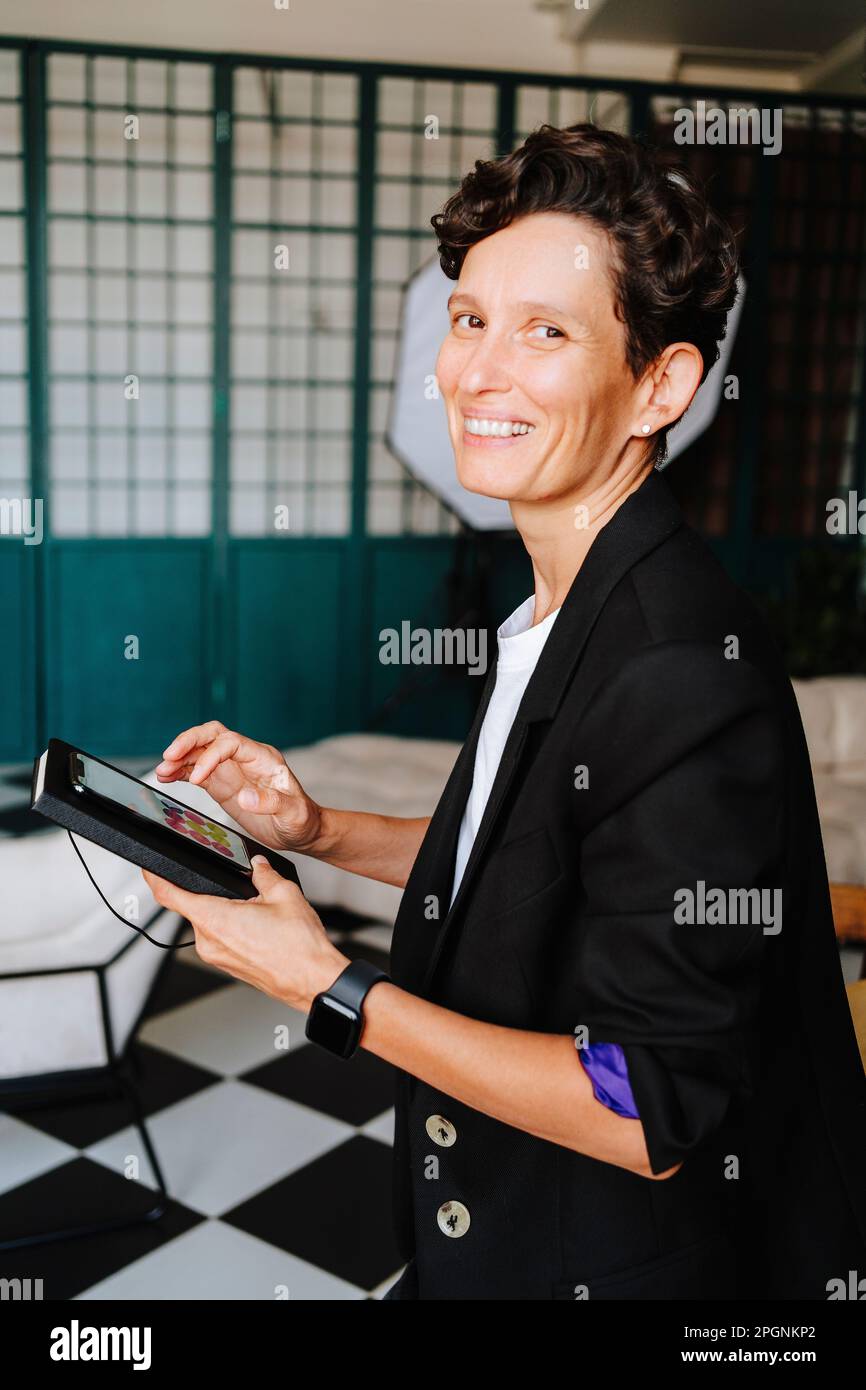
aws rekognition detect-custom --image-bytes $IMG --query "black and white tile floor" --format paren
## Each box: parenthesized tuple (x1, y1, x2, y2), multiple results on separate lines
(0, 762, 405, 1300)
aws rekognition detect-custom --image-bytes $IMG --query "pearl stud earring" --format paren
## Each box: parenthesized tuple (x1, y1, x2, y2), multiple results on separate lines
(641, 424, 651, 434)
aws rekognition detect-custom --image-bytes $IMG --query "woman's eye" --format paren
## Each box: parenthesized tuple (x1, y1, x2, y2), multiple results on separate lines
(454, 312, 483, 330)
(528, 324, 564, 340)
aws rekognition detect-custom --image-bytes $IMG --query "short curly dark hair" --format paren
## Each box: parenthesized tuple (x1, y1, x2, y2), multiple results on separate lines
(431, 122, 740, 464)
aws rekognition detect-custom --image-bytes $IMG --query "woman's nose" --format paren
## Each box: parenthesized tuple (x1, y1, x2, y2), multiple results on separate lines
(457, 331, 513, 397)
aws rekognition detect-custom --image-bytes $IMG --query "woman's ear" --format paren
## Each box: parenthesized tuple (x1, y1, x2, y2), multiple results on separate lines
(634, 343, 704, 439)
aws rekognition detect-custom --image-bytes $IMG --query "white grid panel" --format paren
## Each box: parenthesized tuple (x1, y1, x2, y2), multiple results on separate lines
(0, 48, 27, 499)
(228, 67, 358, 537)
(45, 52, 214, 537)
(368, 76, 499, 536)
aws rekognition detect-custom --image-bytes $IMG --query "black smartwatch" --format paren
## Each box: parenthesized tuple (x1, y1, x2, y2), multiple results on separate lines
(305, 959, 390, 1060)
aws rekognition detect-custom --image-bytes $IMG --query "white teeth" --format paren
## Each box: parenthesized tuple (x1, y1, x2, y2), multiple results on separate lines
(464, 418, 535, 437)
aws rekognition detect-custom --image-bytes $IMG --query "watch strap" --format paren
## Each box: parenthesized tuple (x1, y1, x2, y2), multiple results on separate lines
(325, 958, 390, 1012)
(305, 959, 390, 1056)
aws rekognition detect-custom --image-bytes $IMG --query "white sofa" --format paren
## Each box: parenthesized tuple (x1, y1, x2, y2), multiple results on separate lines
(792, 676, 866, 887)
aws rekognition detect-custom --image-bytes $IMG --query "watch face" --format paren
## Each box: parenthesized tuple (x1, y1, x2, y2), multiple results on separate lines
(308, 993, 358, 1058)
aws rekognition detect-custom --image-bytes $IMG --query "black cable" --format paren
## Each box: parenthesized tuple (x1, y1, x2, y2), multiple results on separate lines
(66, 830, 195, 950)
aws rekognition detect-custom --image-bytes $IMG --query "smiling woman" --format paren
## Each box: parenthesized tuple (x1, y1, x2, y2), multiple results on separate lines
(149, 122, 866, 1302)
(432, 127, 737, 589)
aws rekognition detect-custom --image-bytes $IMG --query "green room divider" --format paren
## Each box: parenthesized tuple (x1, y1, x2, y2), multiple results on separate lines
(1, 38, 864, 759)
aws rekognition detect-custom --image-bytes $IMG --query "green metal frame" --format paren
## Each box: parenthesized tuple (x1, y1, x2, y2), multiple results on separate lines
(211, 59, 232, 721)
(2, 35, 865, 759)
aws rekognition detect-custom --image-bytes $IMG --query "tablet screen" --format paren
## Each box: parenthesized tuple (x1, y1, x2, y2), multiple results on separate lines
(72, 753, 253, 871)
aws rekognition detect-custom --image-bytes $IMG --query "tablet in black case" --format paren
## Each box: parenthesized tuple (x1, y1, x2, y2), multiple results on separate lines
(31, 738, 301, 901)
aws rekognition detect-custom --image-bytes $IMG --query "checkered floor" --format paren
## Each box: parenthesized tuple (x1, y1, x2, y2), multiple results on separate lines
(0, 762, 405, 1300)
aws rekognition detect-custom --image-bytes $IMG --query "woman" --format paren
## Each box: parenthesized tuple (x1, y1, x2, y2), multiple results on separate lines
(144, 125, 866, 1300)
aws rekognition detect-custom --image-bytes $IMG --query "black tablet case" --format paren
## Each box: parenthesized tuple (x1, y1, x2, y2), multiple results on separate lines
(31, 738, 301, 901)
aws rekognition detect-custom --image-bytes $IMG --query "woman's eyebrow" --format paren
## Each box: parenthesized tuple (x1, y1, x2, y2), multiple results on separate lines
(447, 292, 480, 311)
(514, 298, 577, 320)
(447, 292, 583, 324)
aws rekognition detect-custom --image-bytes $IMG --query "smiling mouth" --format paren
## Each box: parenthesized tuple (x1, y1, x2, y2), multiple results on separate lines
(462, 417, 536, 440)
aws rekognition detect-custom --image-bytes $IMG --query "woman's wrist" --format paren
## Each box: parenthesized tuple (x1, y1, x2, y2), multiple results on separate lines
(284, 804, 426, 888)
(299, 944, 351, 1012)
(273, 795, 327, 856)
(294, 802, 342, 861)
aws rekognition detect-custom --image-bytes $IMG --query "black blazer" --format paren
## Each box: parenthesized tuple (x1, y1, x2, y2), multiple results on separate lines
(387, 467, 866, 1301)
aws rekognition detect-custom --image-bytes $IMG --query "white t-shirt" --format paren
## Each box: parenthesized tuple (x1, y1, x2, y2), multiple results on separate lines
(449, 594, 561, 909)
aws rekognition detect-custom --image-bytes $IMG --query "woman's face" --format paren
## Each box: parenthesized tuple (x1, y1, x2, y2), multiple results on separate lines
(436, 211, 646, 507)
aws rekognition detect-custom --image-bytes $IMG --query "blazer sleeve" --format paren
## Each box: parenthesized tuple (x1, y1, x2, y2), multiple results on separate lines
(566, 641, 786, 1174)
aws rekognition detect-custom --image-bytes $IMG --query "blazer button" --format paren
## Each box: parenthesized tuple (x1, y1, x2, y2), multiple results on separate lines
(437, 1200, 470, 1238)
(425, 1114, 457, 1147)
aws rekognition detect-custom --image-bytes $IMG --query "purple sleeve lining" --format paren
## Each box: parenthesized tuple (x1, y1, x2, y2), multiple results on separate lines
(579, 1041, 640, 1120)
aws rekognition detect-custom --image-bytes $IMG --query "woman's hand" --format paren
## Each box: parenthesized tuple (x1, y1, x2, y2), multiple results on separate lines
(155, 721, 321, 853)
(142, 857, 349, 1012)
(156, 718, 432, 890)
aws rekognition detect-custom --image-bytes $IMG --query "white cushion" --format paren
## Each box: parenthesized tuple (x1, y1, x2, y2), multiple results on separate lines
(792, 676, 866, 775)
(0, 764, 182, 1079)
(824, 677, 866, 773)
(811, 773, 866, 886)
(792, 679, 837, 770)
(792, 677, 866, 887)
(0, 911, 178, 1080)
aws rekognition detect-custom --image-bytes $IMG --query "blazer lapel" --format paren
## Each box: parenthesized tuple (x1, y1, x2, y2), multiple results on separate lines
(396, 468, 685, 998)
(518, 467, 684, 725)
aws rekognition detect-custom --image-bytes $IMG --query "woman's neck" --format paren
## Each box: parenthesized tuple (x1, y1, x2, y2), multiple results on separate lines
(515, 456, 654, 625)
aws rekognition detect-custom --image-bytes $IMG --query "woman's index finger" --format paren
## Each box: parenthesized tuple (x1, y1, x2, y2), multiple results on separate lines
(187, 731, 268, 785)
(163, 721, 226, 760)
